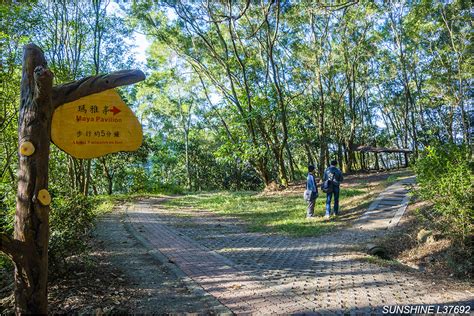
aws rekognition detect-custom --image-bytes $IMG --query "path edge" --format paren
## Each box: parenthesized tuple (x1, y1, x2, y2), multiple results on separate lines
(120, 204, 233, 315)
(356, 176, 416, 230)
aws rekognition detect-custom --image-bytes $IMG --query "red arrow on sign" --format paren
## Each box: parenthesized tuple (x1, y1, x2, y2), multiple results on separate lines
(110, 106, 121, 115)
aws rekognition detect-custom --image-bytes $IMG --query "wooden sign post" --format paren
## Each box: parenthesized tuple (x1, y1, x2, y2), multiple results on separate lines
(0, 44, 145, 314)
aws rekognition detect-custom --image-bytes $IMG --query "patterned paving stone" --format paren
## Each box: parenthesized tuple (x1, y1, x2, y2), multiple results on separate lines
(123, 178, 473, 314)
(355, 177, 416, 231)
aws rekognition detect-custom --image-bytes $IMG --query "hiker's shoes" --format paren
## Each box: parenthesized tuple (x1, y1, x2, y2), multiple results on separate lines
(324, 214, 330, 220)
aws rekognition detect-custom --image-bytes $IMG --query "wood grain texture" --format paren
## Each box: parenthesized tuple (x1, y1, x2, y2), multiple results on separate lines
(52, 69, 145, 108)
(15, 43, 53, 314)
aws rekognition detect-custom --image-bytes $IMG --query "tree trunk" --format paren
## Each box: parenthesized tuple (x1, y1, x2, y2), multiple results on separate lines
(380, 153, 387, 170)
(184, 128, 191, 190)
(343, 145, 349, 173)
(355, 152, 361, 170)
(79, 159, 86, 193)
(67, 156, 75, 191)
(301, 126, 315, 165)
(101, 158, 113, 195)
(83, 159, 92, 196)
(255, 158, 271, 187)
(318, 98, 326, 178)
(277, 151, 288, 187)
(337, 143, 343, 170)
(285, 144, 296, 182)
(304, 142, 314, 166)
(14, 43, 53, 314)
(404, 152, 409, 168)
(456, 70, 470, 148)
(325, 146, 330, 169)
(346, 142, 356, 172)
(361, 152, 366, 170)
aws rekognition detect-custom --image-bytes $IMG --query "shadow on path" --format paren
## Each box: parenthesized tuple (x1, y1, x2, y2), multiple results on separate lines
(122, 180, 473, 314)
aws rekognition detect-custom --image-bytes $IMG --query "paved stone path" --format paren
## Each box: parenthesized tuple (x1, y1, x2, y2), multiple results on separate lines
(355, 176, 416, 231)
(94, 208, 227, 314)
(123, 179, 473, 314)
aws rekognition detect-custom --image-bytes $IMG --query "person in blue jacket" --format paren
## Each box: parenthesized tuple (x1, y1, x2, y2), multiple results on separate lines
(306, 164, 318, 218)
(323, 160, 343, 220)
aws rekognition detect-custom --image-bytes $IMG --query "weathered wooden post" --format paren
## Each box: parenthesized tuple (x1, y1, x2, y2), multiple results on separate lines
(0, 43, 144, 314)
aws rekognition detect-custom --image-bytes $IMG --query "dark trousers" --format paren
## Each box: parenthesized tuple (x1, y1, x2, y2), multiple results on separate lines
(325, 188, 340, 216)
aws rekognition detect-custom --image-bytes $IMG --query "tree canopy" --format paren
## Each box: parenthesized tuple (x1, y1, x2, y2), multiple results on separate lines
(0, 0, 471, 198)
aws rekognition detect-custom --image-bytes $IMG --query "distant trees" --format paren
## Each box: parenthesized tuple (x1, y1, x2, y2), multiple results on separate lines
(131, 0, 471, 187)
(0, 0, 139, 198)
(0, 0, 471, 196)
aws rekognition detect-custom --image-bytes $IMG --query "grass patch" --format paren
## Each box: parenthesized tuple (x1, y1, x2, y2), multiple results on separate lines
(385, 175, 399, 184)
(164, 188, 365, 237)
(92, 196, 117, 215)
(385, 169, 414, 184)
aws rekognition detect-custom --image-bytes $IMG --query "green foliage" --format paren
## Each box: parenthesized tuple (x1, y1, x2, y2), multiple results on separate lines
(0, 183, 15, 236)
(48, 195, 95, 270)
(0, 253, 12, 270)
(91, 196, 119, 215)
(414, 143, 473, 245)
(2, 0, 471, 201)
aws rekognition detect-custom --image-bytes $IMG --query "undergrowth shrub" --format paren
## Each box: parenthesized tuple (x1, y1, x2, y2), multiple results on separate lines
(49, 195, 95, 272)
(414, 143, 473, 246)
(1, 185, 16, 270)
(2, 192, 104, 273)
(0, 183, 15, 235)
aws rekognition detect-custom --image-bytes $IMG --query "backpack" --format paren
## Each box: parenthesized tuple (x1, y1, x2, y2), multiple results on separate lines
(321, 171, 334, 194)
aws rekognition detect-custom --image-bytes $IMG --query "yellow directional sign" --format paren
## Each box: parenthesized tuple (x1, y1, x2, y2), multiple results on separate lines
(51, 89, 142, 159)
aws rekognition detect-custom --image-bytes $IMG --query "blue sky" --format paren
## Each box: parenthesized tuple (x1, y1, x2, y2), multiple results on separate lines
(107, 1, 150, 64)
